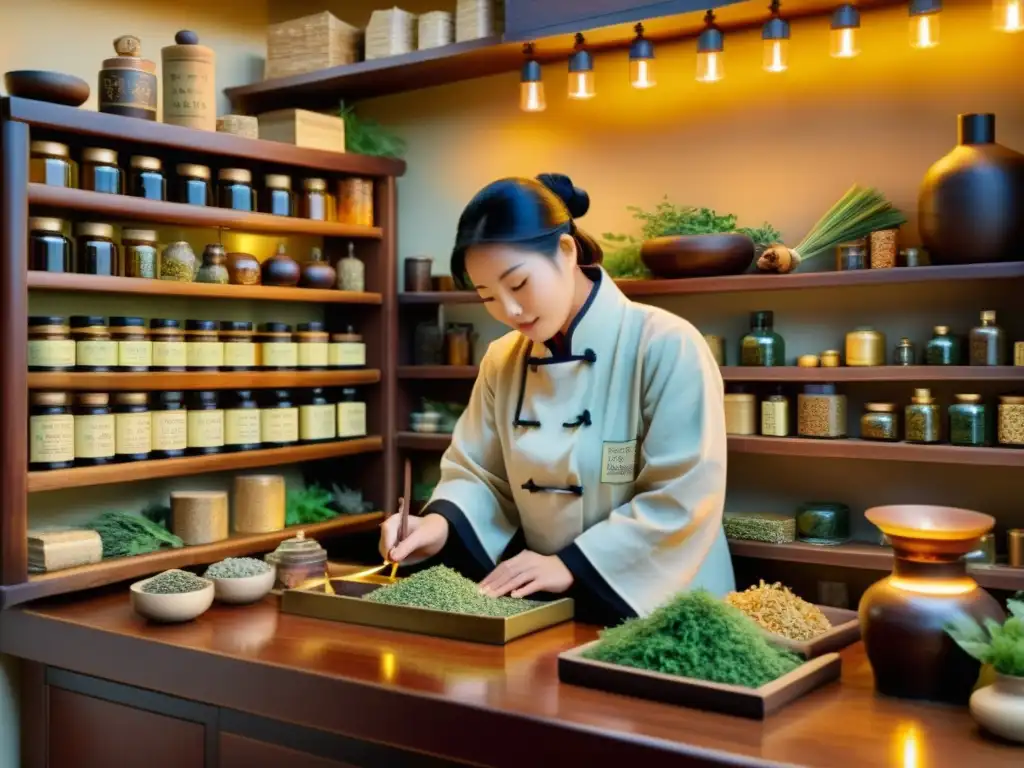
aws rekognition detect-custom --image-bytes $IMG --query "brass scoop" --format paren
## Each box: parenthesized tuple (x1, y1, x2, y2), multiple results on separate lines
(340, 460, 411, 586)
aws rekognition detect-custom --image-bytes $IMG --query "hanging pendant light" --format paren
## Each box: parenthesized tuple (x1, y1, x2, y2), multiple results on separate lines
(696, 10, 724, 82)
(830, 4, 861, 58)
(567, 33, 595, 99)
(520, 43, 546, 112)
(762, 0, 790, 72)
(629, 23, 656, 88)
(909, 0, 941, 47)
(994, 0, 1023, 31)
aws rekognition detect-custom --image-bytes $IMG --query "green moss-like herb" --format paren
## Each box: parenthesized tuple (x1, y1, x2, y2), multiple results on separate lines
(947, 598, 1024, 677)
(285, 485, 338, 526)
(583, 589, 803, 688)
(363, 565, 542, 617)
(340, 104, 407, 158)
(85, 510, 184, 559)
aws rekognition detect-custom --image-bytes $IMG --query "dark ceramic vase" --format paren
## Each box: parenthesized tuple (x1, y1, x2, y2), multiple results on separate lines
(919, 113, 1024, 265)
(261, 243, 300, 287)
(299, 247, 337, 289)
(860, 505, 1005, 705)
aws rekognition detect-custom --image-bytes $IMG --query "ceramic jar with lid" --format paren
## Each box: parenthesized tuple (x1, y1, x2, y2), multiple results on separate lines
(299, 247, 337, 289)
(845, 327, 886, 367)
(71, 316, 116, 372)
(98, 35, 158, 119)
(337, 388, 367, 439)
(226, 252, 261, 285)
(161, 30, 216, 131)
(220, 321, 256, 371)
(196, 244, 229, 284)
(893, 337, 915, 366)
(160, 241, 197, 282)
(113, 392, 152, 462)
(74, 392, 116, 466)
(860, 402, 899, 441)
(300, 389, 336, 444)
(149, 319, 186, 372)
(28, 316, 75, 372)
(257, 323, 297, 370)
(260, 390, 299, 447)
(296, 322, 329, 369)
(151, 391, 187, 459)
(110, 316, 152, 372)
(185, 320, 223, 371)
(330, 326, 366, 369)
(261, 243, 300, 287)
(29, 218, 71, 272)
(29, 391, 74, 471)
(265, 531, 327, 589)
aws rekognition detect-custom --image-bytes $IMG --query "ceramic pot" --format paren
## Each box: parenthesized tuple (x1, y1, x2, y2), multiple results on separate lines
(640, 233, 755, 278)
(159, 241, 196, 282)
(971, 674, 1024, 743)
(261, 243, 300, 287)
(225, 252, 260, 285)
(299, 247, 337, 289)
(196, 244, 228, 284)
(919, 113, 1024, 265)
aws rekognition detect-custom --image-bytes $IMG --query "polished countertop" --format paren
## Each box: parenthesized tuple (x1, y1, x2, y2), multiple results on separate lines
(1, 588, 1018, 768)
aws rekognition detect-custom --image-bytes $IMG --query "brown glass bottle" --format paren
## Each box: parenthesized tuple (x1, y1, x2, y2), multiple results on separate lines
(175, 163, 212, 206)
(969, 310, 1007, 366)
(74, 222, 118, 276)
(151, 391, 187, 459)
(224, 390, 261, 452)
(129, 155, 166, 201)
(262, 174, 294, 216)
(29, 217, 71, 272)
(260, 389, 299, 447)
(217, 168, 256, 211)
(186, 391, 224, 455)
(29, 391, 75, 471)
(73, 392, 116, 466)
(81, 147, 123, 194)
(114, 392, 152, 462)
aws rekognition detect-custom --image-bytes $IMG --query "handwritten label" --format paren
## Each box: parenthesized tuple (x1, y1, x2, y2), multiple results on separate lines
(601, 440, 637, 484)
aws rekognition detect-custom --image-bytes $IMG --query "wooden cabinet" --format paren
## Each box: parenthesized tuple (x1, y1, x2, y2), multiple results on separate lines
(220, 734, 357, 768)
(502, 0, 731, 41)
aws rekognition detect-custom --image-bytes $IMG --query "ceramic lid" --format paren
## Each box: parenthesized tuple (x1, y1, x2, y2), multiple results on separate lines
(265, 531, 327, 566)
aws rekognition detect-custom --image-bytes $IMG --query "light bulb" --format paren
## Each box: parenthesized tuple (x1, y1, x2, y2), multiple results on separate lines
(630, 59, 656, 88)
(830, 26, 859, 57)
(696, 51, 724, 82)
(762, 39, 789, 72)
(696, 11, 724, 83)
(909, 13, 939, 47)
(520, 81, 546, 112)
(568, 71, 595, 99)
(994, 0, 1024, 31)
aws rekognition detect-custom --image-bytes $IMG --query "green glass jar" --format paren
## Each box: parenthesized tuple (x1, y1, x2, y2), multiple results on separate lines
(860, 402, 899, 441)
(740, 310, 785, 367)
(969, 310, 1006, 366)
(925, 325, 960, 366)
(949, 394, 988, 447)
(905, 388, 941, 443)
(795, 502, 850, 545)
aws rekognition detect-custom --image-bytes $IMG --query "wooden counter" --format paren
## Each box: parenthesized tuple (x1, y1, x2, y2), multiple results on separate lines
(1, 590, 1018, 768)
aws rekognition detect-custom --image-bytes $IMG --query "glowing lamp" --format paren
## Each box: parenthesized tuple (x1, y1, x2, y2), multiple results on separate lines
(762, 1, 791, 72)
(994, 0, 1024, 31)
(696, 10, 725, 83)
(519, 43, 546, 112)
(629, 23, 656, 88)
(909, 0, 941, 48)
(567, 33, 595, 99)
(830, 4, 861, 58)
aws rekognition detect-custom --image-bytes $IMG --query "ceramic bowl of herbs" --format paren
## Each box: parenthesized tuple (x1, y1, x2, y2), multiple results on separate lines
(203, 557, 276, 605)
(130, 569, 214, 623)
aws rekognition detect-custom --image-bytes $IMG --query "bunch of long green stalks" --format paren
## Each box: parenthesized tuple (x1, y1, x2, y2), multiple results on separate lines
(757, 185, 906, 273)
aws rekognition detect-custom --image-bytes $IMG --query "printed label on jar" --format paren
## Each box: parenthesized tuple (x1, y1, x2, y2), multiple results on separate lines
(29, 414, 75, 463)
(300, 404, 336, 441)
(297, 343, 329, 368)
(187, 410, 224, 448)
(76, 339, 118, 367)
(337, 402, 367, 438)
(225, 409, 261, 445)
(186, 341, 224, 368)
(152, 341, 187, 368)
(28, 339, 76, 369)
(74, 413, 116, 459)
(152, 411, 187, 451)
(329, 342, 366, 368)
(261, 408, 299, 444)
(223, 342, 257, 368)
(260, 342, 297, 368)
(115, 411, 152, 455)
(118, 339, 153, 368)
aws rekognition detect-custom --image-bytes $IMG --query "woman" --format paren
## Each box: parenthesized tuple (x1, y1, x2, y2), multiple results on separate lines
(381, 173, 734, 625)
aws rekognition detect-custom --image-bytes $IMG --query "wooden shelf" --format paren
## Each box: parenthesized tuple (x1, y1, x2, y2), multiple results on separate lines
(27, 271, 382, 304)
(28, 436, 383, 493)
(28, 369, 380, 391)
(397, 366, 478, 380)
(399, 291, 482, 305)
(0, 513, 383, 609)
(397, 431, 453, 451)
(29, 185, 382, 239)
(4, 97, 405, 177)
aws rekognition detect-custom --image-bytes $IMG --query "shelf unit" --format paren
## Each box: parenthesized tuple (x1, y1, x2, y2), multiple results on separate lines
(0, 97, 402, 608)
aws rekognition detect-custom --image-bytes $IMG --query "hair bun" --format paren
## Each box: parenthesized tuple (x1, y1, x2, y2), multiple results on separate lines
(537, 173, 590, 219)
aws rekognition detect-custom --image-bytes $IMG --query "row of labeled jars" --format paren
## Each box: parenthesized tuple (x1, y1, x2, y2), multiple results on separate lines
(29, 388, 368, 471)
(716, 310, 1022, 367)
(29, 141, 374, 225)
(724, 385, 1024, 447)
(28, 316, 365, 372)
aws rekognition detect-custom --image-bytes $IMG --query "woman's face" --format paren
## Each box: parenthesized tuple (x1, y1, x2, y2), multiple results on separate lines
(465, 235, 577, 343)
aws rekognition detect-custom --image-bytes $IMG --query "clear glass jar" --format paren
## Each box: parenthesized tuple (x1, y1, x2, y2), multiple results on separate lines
(71, 316, 117, 372)
(997, 395, 1024, 447)
(129, 155, 166, 201)
(220, 321, 256, 371)
(29, 141, 72, 187)
(330, 326, 366, 369)
(74, 222, 118, 276)
(257, 322, 297, 370)
(260, 389, 299, 447)
(110, 316, 152, 372)
(905, 388, 941, 443)
(740, 310, 785, 367)
(860, 402, 899, 441)
(186, 391, 224, 455)
(151, 391, 187, 459)
(122, 229, 159, 279)
(29, 391, 74, 471)
(28, 316, 75, 372)
(29, 217, 71, 273)
(262, 174, 294, 216)
(797, 384, 847, 438)
(300, 388, 336, 443)
(224, 389, 261, 452)
(114, 392, 151, 462)
(217, 168, 255, 211)
(835, 239, 867, 270)
(81, 147, 122, 194)
(337, 242, 365, 292)
(149, 319, 186, 372)
(926, 325, 960, 365)
(338, 178, 374, 226)
(160, 241, 197, 282)
(295, 322, 329, 369)
(185, 319, 224, 371)
(175, 163, 212, 206)
(337, 387, 367, 439)
(74, 392, 116, 466)
(300, 177, 328, 220)
(949, 394, 988, 447)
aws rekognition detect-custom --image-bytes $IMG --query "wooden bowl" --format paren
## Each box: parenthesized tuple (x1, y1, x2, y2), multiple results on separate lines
(4, 70, 89, 107)
(640, 233, 755, 279)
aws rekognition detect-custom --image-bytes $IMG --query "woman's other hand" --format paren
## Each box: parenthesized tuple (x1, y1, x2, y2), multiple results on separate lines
(478, 551, 574, 599)
(379, 512, 449, 565)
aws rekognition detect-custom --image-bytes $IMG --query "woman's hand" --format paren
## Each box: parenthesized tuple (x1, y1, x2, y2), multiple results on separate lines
(379, 513, 449, 565)
(478, 551, 574, 599)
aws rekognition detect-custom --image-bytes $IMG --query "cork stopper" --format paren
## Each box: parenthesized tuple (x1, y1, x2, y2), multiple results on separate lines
(114, 392, 148, 406)
(933, 325, 949, 336)
(114, 35, 142, 57)
(265, 174, 291, 190)
(303, 177, 328, 192)
(866, 402, 896, 412)
(29, 217, 64, 234)
(980, 310, 996, 324)
(911, 388, 934, 404)
(955, 394, 982, 404)
(76, 392, 110, 407)
(32, 392, 69, 407)
(130, 155, 161, 171)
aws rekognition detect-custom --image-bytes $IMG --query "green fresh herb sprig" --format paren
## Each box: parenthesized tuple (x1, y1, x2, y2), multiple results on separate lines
(790, 184, 906, 263)
(946, 598, 1024, 678)
(340, 103, 407, 158)
(285, 485, 339, 526)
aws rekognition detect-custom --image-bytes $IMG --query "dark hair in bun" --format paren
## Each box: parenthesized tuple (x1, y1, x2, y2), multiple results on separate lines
(450, 173, 602, 288)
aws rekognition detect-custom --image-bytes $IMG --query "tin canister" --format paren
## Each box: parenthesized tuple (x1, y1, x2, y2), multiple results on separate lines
(845, 327, 886, 367)
(99, 36, 158, 120)
(162, 31, 216, 131)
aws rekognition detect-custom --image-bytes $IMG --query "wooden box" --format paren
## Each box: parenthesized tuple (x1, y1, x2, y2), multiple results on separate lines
(266, 11, 361, 80)
(760, 606, 861, 659)
(258, 109, 346, 154)
(558, 641, 841, 720)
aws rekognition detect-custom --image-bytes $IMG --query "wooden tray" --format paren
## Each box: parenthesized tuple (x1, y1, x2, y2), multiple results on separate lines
(558, 641, 841, 720)
(758, 605, 861, 658)
(280, 578, 574, 645)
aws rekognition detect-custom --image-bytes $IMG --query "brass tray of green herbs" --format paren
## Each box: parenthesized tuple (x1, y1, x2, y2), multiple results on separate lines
(280, 565, 574, 645)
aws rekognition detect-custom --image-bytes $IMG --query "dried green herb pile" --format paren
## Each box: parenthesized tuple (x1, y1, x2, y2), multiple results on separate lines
(142, 569, 210, 595)
(363, 565, 541, 617)
(723, 513, 796, 544)
(86, 510, 184, 558)
(204, 557, 271, 579)
(584, 589, 802, 688)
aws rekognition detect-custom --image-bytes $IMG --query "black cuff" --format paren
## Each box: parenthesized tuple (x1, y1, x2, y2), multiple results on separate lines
(423, 499, 496, 582)
(557, 543, 637, 628)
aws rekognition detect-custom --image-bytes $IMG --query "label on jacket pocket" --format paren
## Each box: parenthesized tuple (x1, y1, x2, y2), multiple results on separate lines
(601, 440, 637, 484)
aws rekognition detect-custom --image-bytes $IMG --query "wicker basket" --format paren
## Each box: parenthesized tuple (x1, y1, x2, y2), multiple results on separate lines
(456, 0, 504, 42)
(266, 11, 361, 80)
(418, 11, 453, 50)
(366, 7, 417, 60)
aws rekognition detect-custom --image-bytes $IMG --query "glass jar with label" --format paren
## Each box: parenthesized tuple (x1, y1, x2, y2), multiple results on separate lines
(114, 392, 151, 462)
(149, 319, 186, 372)
(224, 390, 261, 452)
(260, 390, 299, 447)
(29, 391, 75, 471)
(74, 222, 118, 276)
(296, 322, 329, 369)
(186, 391, 224, 455)
(262, 174, 294, 216)
(81, 147, 122, 194)
(151, 391, 187, 459)
(185, 320, 224, 371)
(128, 155, 166, 201)
(217, 168, 255, 211)
(300, 388, 336, 443)
(71, 316, 117, 372)
(74, 392, 116, 466)
(28, 316, 75, 372)
(29, 217, 71, 272)
(330, 326, 366, 369)
(300, 177, 328, 220)
(122, 229, 159, 279)
(220, 321, 256, 371)
(29, 141, 72, 187)
(257, 322, 297, 370)
(110, 316, 152, 371)
(337, 388, 367, 439)
(175, 163, 212, 206)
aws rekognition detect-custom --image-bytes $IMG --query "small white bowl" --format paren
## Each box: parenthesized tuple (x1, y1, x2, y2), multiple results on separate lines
(208, 567, 276, 605)
(130, 574, 215, 623)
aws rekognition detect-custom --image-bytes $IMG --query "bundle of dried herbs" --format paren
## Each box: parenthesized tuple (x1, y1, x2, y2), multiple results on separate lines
(726, 581, 832, 641)
(363, 565, 541, 617)
(204, 557, 271, 579)
(142, 569, 210, 594)
(723, 513, 796, 544)
(85, 510, 184, 558)
(584, 589, 802, 688)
